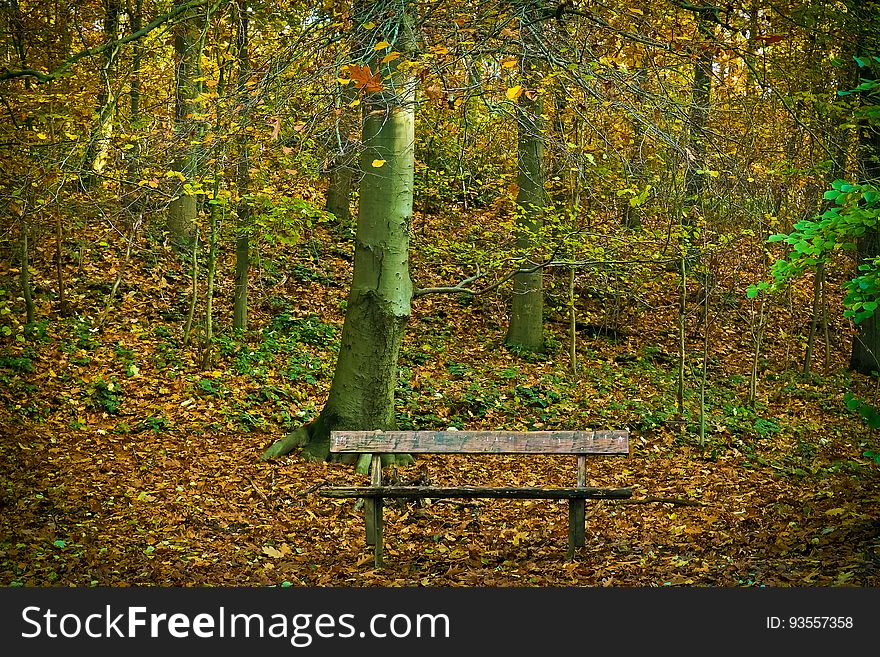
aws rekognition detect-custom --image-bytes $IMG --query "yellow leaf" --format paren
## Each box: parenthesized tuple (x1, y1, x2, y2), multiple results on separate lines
(349, 98, 361, 107)
(374, 40, 391, 50)
(262, 546, 283, 559)
(381, 52, 400, 64)
(65, 132, 79, 141)
(363, 21, 376, 29)
(506, 85, 523, 100)
(371, 159, 386, 168)
(502, 59, 518, 69)
(36, 132, 48, 140)
(337, 77, 352, 85)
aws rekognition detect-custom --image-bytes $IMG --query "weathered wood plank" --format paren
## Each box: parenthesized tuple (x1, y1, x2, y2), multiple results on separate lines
(329, 430, 629, 454)
(320, 486, 633, 500)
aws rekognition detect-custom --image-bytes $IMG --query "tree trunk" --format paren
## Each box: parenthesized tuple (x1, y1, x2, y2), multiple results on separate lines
(262, 4, 416, 469)
(20, 219, 34, 326)
(326, 151, 355, 225)
(622, 67, 647, 230)
(325, 27, 364, 228)
(233, 1, 250, 332)
(850, 231, 880, 375)
(506, 7, 545, 353)
(130, 0, 142, 118)
(55, 211, 67, 316)
(849, 9, 880, 375)
(167, 1, 205, 245)
(681, 11, 713, 266)
(82, 0, 121, 188)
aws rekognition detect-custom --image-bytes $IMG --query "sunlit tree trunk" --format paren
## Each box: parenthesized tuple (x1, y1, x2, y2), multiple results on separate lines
(506, 4, 545, 353)
(82, 0, 121, 188)
(262, 3, 416, 469)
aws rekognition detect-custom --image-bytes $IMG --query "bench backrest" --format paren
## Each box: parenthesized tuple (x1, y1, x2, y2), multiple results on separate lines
(329, 430, 629, 455)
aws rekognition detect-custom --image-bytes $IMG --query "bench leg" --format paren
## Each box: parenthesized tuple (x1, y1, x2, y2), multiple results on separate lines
(373, 497, 384, 568)
(370, 454, 383, 567)
(364, 499, 376, 546)
(567, 499, 585, 559)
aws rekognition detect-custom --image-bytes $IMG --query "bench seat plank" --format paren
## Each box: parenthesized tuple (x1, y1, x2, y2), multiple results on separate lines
(329, 430, 629, 454)
(320, 486, 633, 500)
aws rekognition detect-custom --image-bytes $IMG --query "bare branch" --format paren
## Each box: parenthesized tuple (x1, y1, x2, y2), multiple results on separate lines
(0, 0, 210, 84)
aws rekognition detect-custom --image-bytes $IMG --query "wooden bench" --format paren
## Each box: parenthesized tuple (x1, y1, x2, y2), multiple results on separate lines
(319, 429, 631, 567)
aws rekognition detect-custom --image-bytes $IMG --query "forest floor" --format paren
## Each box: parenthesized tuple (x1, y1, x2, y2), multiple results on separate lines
(2, 209, 880, 587)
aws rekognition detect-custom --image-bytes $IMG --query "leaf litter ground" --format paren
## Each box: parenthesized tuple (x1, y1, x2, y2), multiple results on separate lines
(1, 216, 879, 587)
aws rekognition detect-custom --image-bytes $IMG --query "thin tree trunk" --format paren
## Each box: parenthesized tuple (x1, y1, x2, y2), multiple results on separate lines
(130, 0, 142, 118)
(821, 273, 831, 372)
(803, 264, 823, 375)
(183, 227, 199, 346)
(203, 206, 217, 369)
(233, 1, 250, 332)
(82, 0, 121, 188)
(202, 143, 221, 369)
(677, 256, 686, 419)
(681, 11, 713, 266)
(569, 266, 576, 375)
(622, 67, 647, 230)
(506, 7, 545, 353)
(748, 299, 765, 408)
(167, 1, 206, 245)
(55, 211, 67, 315)
(699, 301, 709, 448)
(325, 29, 362, 226)
(20, 219, 34, 326)
(97, 216, 140, 329)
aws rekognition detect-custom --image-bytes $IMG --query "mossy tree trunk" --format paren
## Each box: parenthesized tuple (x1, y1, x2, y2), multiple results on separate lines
(81, 0, 121, 189)
(505, 4, 545, 353)
(262, 3, 416, 471)
(167, 0, 205, 245)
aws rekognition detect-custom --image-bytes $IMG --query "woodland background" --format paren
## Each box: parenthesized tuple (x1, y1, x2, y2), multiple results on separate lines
(1, 0, 879, 586)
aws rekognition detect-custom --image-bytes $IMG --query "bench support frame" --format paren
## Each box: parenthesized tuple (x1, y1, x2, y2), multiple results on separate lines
(320, 430, 630, 568)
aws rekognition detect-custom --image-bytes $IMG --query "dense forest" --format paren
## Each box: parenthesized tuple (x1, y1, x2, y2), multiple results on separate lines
(1, 0, 879, 587)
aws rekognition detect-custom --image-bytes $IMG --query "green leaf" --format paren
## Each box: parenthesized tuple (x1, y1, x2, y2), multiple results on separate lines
(53, 540, 66, 549)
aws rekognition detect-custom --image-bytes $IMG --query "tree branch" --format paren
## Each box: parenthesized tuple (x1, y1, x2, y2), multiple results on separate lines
(0, 0, 210, 84)
(413, 249, 561, 298)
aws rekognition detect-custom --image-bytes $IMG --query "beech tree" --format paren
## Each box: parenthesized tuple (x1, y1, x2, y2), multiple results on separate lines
(505, 2, 547, 353)
(262, 1, 418, 469)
